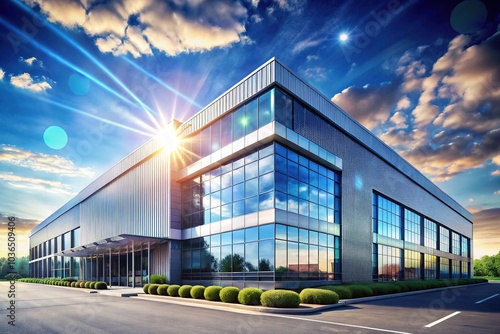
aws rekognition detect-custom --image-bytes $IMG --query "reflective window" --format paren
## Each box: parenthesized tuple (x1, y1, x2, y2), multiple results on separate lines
(424, 254, 437, 279)
(439, 226, 450, 252)
(375, 244, 402, 281)
(440, 258, 450, 279)
(452, 232, 460, 255)
(374, 195, 402, 240)
(424, 218, 437, 249)
(404, 250, 420, 280)
(404, 209, 421, 244)
(461, 237, 469, 258)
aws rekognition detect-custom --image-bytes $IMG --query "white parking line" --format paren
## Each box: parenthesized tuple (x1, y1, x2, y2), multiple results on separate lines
(424, 311, 461, 328)
(475, 294, 499, 304)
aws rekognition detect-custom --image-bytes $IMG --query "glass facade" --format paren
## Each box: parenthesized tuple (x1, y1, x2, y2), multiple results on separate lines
(372, 193, 470, 281)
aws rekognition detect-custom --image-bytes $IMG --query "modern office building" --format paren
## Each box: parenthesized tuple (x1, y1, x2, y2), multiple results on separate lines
(29, 58, 472, 289)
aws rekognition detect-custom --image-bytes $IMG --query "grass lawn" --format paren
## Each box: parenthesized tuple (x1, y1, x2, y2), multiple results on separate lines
(474, 276, 500, 281)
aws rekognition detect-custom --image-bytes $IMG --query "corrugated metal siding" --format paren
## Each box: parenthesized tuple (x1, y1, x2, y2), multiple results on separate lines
(151, 242, 170, 278)
(80, 149, 170, 244)
(31, 205, 80, 246)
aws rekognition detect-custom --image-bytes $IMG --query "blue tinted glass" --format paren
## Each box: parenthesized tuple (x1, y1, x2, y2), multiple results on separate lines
(259, 173, 274, 193)
(276, 143, 287, 157)
(259, 224, 274, 239)
(233, 229, 245, 243)
(310, 203, 319, 219)
(287, 195, 298, 213)
(245, 242, 259, 271)
(259, 144, 274, 158)
(276, 155, 287, 173)
(211, 177, 220, 192)
(245, 99, 258, 134)
(309, 231, 319, 245)
(299, 228, 308, 243)
(310, 171, 319, 187)
(233, 167, 244, 184)
(299, 166, 308, 182)
(328, 179, 334, 193)
(211, 191, 220, 208)
(221, 172, 232, 189)
(299, 199, 309, 216)
(220, 245, 231, 272)
(233, 106, 245, 141)
(299, 182, 309, 200)
(211, 234, 221, 248)
(245, 161, 259, 180)
(328, 234, 334, 247)
(288, 150, 298, 162)
(200, 127, 211, 157)
(233, 244, 245, 271)
(274, 89, 293, 128)
(233, 157, 244, 169)
(220, 113, 232, 147)
(211, 121, 221, 153)
(288, 177, 299, 196)
(233, 183, 244, 201)
(245, 196, 258, 214)
(259, 155, 274, 175)
(319, 190, 328, 206)
(245, 178, 259, 198)
(221, 232, 232, 245)
(221, 203, 232, 220)
(288, 226, 298, 242)
(287, 161, 299, 179)
(275, 172, 287, 193)
(310, 186, 319, 203)
(299, 155, 308, 167)
(259, 191, 274, 210)
(259, 240, 274, 271)
(319, 205, 327, 221)
(233, 200, 244, 217)
(246, 226, 259, 242)
(309, 161, 318, 172)
(275, 191, 287, 210)
(221, 187, 232, 204)
(276, 224, 287, 239)
(258, 90, 273, 127)
(319, 175, 327, 191)
(245, 151, 259, 164)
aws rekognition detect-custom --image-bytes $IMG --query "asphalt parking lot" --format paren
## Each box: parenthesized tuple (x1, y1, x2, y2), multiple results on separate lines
(1, 281, 499, 333)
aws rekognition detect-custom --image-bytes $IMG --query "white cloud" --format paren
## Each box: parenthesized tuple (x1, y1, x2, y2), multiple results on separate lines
(495, 190, 500, 196)
(0, 146, 94, 177)
(27, 0, 250, 57)
(10, 73, 52, 92)
(396, 96, 411, 110)
(492, 170, 500, 176)
(23, 57, 37, 66)
(0, 68, 4, 81)
(0, 172, 74, 195)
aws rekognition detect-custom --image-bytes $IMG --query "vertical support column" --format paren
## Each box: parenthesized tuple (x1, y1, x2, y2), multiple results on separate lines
(132, 241, 135, 288)
(102, 253, 105, 282)
(147, 241, 151, 285)
(126, 245, 129, 287)
(109, 249, 112, 287)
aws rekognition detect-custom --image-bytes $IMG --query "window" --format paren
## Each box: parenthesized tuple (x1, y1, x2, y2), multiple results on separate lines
(452, 232, 460, 255)
(461, 237, 469, 258)
(424, 218, 437, 249)
(424, 254, 437, 279)
(374, 195, 402, 240)
(404, 250, 420, 280)
(440, 258, 450, 279)
(404, 209, 420, 244)
(439, 226, 450, 253)
(375, 244, 402, 281)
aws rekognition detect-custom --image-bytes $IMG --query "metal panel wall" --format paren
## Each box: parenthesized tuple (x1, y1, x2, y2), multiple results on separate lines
(30, 204, 80, 247)
(79, 149, 170, 244)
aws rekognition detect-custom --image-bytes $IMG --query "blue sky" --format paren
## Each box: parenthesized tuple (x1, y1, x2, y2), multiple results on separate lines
(0, 0, 499, 258)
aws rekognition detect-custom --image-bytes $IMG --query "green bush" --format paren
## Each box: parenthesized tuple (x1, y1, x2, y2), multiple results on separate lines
(346, 285, 373, 298)
(71, 282, 77, 287)
(367, 283, 401, 296)
(90, 282, 96, 289)
(150, 274, 168, 284)
(62, 277, 77, 283)
(149, 284, 160, 295)
(204, 286, 222, 301)
(238, 288, 263, 305)
(143, 284, 151, 294)
(95, 282, 107, 290)
(84, 282, 91, 289)
(220, 286, 240, 303)
(179, 285, 193, 298)
(300, 288, 339, 305)
(318, 286, 352, 299)
(260, 290, 301, 308)
(79, 281, 87, 288)
(190, 285, 205, 299)
(157, 284, 170, 296)
(167, 284, 181, 297)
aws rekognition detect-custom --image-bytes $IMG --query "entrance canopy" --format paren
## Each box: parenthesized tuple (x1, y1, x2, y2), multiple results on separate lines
(55, 234, 168, 257)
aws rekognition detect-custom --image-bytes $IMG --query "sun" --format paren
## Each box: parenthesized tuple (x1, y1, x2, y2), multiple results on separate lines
(157, 124, 179, 152)
(339, 33, 349, 42)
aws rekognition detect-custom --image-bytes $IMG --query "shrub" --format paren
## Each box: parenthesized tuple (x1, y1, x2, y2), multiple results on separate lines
(84, 282, 91, 289)
(260, 290, 301, 308)
(149, 284, 160, 295)
(367, 283, 401, 296)
(238, 288, 263, 305)
(167, 284, 181, 297)
(90, 282, 96, 289)
(95, 282, 107, 290)
(79, 282, 87, 288)
(179, 285, 193, 298)
(346, 285, 373, 298)
(318, 286, 352, 299)
(71, 282, 77, 287)
(220, 286, 240, 303)
(157, 284, 170, 296)
(204, 286, 222, 301)
(62, 277, 77, 283)
(300, 288, 339, 305)
(143, 284, 151, 294)
(190, 285, 205, 299)
(150, 274, 167, 284)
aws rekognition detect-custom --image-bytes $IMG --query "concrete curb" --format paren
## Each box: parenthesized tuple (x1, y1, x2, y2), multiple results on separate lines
(130, 282, 488, 315)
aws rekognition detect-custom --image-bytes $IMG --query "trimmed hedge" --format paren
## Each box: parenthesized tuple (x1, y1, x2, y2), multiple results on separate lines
(260, 290, 301, 308)
(150, 274, 168, 284)
(84, 282, 91, 289)
(143, 284, 151, 294)
(167, 284, 181, 297)
(157, 284, 170, 296)
(190, 285, 205, 299)
(95, 282, 107, 290)
(238, 288, 263, 306)
(204, 286, 222, 301)
(90, 282, 96, 289)
(300, 288, 339, 305)
(346, 285, 373, 298)
(149, 284, 160, 295)
(220, 286, 240, 303)
(318, 286, 352, 299)
(179, 285, 193, 298)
